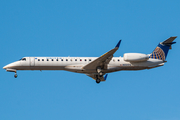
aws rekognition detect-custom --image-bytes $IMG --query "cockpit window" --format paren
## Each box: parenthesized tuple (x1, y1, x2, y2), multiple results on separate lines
(19, 58, 26, 61)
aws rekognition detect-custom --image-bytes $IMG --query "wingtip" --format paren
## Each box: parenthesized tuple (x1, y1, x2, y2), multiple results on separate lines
(115, 40, 121, 48)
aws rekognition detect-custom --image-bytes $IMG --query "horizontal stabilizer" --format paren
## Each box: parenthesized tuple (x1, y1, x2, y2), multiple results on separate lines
(162, 36, 177, 45)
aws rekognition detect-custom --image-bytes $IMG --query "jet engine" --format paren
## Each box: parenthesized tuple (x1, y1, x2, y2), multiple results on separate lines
(123, 53, 149, 62)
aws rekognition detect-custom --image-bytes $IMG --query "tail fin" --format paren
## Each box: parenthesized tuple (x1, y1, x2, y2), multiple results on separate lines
(149, 36, 177, 61)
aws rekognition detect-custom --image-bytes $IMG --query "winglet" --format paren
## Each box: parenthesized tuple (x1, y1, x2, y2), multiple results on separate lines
(115, 40, 121, 48)
(104, 74, 108, 80)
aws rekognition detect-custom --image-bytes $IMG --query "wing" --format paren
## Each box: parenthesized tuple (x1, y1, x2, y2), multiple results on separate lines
(83, 40, 121, 70)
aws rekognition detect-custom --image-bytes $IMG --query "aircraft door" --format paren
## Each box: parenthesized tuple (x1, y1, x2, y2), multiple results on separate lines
(29, 57, 35, 66)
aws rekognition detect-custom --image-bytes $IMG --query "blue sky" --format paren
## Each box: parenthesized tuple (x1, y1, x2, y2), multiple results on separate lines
(0, 0, 180, 120)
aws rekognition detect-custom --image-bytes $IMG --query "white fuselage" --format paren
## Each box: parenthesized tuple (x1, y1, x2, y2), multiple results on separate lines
(3, 37, 176, 83)
(3, 56, 164, 74)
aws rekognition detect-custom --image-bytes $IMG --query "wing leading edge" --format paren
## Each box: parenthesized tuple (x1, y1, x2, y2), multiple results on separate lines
(83, 40, 121, 70)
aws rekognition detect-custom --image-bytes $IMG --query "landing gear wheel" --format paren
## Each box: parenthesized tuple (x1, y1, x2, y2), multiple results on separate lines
(14, 74, 18, 78)
(97, 67, 103, 76)
(96, 79, 101, 84)
(99, 72, 103, 76)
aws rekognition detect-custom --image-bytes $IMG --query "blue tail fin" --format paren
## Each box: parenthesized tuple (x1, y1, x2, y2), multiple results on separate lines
(149, 36, 177, 61)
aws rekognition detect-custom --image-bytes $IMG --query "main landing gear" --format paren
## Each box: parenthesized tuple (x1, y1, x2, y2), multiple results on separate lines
(96, 67, 103, 84)
(97, 67, 103, 77)
(96, 78, 101, 84)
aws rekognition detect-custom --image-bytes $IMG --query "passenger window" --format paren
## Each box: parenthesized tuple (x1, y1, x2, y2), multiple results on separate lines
(89, 59, 91, 61)
(47, 59, 49, 61)
(56, 59, 58, 61)
(42, 59, 44, 61)
(118, 59, 120, 61)
(85, 59, 86, 61)
(52, 59, 53, 61)
(70, 59, 72, 61)
(38, 59, 40, 61)
(75, 59, 77, 61)
(61, 59, 63, 61)
(80, 59, 82, 61)
(113, 59, 115, 62)
(66, 59, 68, 61)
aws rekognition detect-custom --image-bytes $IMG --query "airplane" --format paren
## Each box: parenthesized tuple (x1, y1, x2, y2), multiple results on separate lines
(3, 36, 177, 83)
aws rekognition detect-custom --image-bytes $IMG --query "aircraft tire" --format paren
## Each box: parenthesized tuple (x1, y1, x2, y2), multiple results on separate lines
(14, 74, 18, 78)
(96, 79, 101, 84)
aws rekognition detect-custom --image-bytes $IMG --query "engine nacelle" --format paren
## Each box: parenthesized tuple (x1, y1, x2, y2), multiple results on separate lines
(123, 53, 149, 62)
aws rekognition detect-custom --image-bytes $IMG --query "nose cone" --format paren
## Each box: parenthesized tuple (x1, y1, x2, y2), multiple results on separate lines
(3, 63, 13, 69)
(3, 65, 8, 69)
(3, 61, 20, 69)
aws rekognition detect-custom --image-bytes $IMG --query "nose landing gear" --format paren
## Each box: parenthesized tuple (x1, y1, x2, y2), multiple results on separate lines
(5, 68, 18, 78)
(14, 71, 18, 78)
(14, 73, 18, 78)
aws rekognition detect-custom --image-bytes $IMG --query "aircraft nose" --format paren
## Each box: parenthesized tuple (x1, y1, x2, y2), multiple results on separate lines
(3, 65, 8, 69)
(3, 64, 12, 69)
(3, 61, 20, 69)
